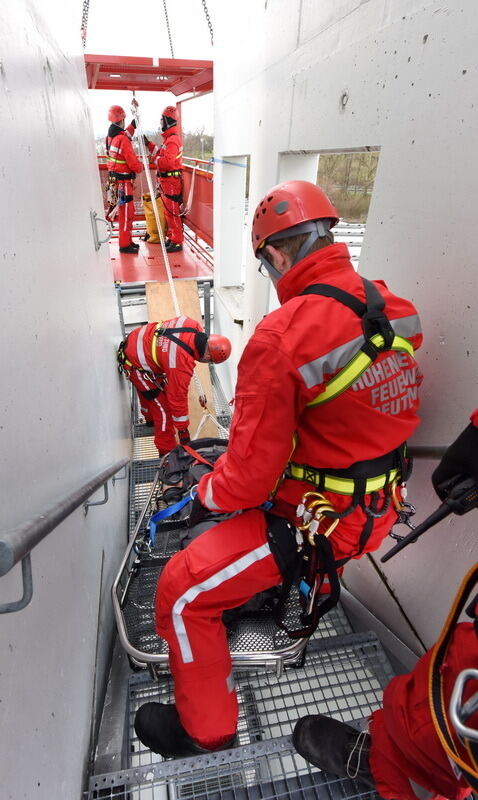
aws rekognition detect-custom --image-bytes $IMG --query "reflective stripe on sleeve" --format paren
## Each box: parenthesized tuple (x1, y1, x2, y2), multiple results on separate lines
(172, 543, 272, 663)
(136, 327, 150, 372)
(203, 476, 222, 511)
(172, 414, 188, 423)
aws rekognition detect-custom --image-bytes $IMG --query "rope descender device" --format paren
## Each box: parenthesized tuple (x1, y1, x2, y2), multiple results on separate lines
(296, 491, 340, 544)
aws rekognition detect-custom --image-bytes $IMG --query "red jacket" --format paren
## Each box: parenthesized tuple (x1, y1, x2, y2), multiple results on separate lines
(106, 123, 143, 177)
(148, 126, 183, 174)
(123, 317, 202, 431)
(370, 623, 477, 800)
(198, 243, 422, 514)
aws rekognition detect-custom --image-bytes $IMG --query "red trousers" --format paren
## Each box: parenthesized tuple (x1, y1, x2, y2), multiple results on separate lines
(160, 176, 183, 244)
(369, 623, 477, 800)
(129, 372, 177, 453)
(118, 179, 136, 248)
(156, 498, 399, 747)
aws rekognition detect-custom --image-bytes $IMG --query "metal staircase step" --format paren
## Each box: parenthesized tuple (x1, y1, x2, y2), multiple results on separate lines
(88, 632, 393, 799)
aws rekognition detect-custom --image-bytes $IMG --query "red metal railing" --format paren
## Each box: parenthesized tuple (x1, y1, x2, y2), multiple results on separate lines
(98, 156, 213, 247)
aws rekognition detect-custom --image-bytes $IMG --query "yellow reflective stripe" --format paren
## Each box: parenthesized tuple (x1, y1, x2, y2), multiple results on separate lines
(151, 323, 164, 367)
(288, 465, 399, 495)
(107, 156, 127, 164)
(307, 334, 414, 408)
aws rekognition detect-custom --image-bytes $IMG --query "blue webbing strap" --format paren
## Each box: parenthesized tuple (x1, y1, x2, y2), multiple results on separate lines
(148, 489, 196, 545)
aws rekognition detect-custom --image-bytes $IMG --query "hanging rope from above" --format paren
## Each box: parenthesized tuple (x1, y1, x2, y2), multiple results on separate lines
(201, 0, 214, 47)
(163, 0, 175, 58)
(81, 0, 90, 49)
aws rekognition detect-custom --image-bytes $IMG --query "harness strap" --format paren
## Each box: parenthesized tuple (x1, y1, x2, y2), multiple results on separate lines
(154, 325, 200, 360)
(300, 278, 415, 407)
(429, 563, 478, 790)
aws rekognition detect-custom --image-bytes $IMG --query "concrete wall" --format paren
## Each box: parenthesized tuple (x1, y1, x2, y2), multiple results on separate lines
(214, 0, 478, 651)
(0, 1, 130, 796)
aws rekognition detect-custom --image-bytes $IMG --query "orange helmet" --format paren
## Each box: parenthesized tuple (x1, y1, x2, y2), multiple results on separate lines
(162, 105, 179, 121)
(108, 105, 126, 123)
(207, 334, 231, 364)
(251, 180, 339, 277)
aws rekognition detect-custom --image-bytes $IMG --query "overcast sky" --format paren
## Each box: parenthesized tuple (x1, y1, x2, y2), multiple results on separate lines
(85, 0, 214, 137)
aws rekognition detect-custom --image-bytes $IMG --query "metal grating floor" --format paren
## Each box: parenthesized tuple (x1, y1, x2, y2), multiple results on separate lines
(88, 634, 390, 798)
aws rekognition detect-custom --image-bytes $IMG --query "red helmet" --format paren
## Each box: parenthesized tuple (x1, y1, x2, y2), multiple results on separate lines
(162, 105, 179, 121)
(207, 334, 231, 364)
(108, 105, 126, 123)
(251, 180, 339, 256)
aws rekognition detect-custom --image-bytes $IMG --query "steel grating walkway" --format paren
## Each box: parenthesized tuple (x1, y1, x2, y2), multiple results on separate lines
(88, 379, 395, 800)
(88, 635, 392, 798)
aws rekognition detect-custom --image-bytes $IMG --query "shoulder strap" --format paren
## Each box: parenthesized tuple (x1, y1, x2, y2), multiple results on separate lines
(154, 325, 200, 358)
(300, 279, 414, 407)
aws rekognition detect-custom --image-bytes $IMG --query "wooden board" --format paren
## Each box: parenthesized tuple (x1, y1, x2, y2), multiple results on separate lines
(146, 280, 218, 438)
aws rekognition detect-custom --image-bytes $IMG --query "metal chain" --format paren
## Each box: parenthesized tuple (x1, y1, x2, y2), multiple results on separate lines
(201, 0, 214, 47)
(162, 0, 174, 58)
(80, 0, 90, 49)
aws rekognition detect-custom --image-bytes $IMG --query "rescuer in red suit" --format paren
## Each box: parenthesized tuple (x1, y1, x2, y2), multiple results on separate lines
(293, 413, 478, 800)
(146, 105, 184, 252)
(106, 104, 143, 254)
(117, 317, 231, 454)
(134, 180, 423, 758)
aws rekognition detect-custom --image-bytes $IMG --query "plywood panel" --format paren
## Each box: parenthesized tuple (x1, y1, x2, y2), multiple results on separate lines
(146, 280, 218, 437)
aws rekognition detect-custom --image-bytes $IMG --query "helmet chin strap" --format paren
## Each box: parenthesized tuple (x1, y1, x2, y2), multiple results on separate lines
(259, 219, 333, 279)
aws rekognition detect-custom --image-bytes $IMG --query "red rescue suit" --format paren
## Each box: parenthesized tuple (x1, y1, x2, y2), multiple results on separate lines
(122, 317, 202, 452)
(156, 243, 423, 747)
(148, 126, 183, 244)
(106, 123, 143, 248)
(370, 623, 478, 800)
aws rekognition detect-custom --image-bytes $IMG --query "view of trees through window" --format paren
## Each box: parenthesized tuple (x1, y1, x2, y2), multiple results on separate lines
(317, 151, 379, 223)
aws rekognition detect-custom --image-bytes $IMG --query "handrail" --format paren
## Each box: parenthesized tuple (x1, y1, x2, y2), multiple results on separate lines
(0, 457, 129, 613)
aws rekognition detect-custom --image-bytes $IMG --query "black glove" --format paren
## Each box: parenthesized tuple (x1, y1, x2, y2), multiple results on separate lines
(130, 118, 137, 129)
(143, 135, 150, 146)
(188, 494, 209, 528)
(432, 421, 478, 500)
(178, 428, 190, 445)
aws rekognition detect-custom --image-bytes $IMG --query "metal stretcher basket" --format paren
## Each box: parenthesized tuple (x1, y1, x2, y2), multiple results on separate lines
(113, 442, 333, 677)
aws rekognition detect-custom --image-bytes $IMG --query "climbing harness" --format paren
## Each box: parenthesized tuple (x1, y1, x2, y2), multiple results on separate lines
(429, 563, 478, 791)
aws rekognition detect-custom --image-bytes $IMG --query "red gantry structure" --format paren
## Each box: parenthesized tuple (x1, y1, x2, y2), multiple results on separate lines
(85, 54, 214, 284)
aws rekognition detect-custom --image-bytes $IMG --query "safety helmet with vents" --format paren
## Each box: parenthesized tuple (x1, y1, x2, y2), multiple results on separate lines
(108, 105, 126, 123)
(206, 334, 231, 364)
(251, 180, 339, 279)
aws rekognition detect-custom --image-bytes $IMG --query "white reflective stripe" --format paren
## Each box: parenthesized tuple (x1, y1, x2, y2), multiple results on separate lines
(204, 476, 221, 511)
(136, 328, 150, 372)
(152, 396, 167, 431)
(168, 315, 186, 369)
(172, 414, 188, 422)
(226, 672, 235, 693)
(172, 543, 272, 663)
(110, 145, 121, 153)
(298, 314, 421, 389)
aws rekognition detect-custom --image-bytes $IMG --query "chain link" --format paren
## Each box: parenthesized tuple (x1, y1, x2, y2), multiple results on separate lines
(162, 0, 175, 58)
(80, 0, 90, 49)
(201, 0, 214, 47)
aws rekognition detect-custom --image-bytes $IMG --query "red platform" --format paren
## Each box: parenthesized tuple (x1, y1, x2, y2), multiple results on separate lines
(110, 233, 213, 284)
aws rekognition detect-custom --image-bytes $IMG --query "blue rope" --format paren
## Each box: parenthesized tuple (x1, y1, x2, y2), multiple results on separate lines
(148, 489, 196, 545)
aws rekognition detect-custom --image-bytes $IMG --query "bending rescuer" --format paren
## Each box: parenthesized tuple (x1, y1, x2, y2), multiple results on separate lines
(117, 318, 231, 455)
(134, 180, 423, 758)
(145, 105, 184, 253)
(294, 413, 478, 800)
(105, 105, 143, 254)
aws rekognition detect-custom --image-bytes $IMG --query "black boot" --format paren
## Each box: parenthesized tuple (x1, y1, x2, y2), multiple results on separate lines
(165, 242, 183, 253)
(134, 702, 235, 758)
(119, 244, 140, 254)
(130, 241, 140, 250)
(292, 715, 375, 789)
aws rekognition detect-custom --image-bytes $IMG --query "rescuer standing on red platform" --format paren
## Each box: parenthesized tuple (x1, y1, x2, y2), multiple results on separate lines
(293, 414, 478, 800)
(134, 180, 423, 758)
(106, 105, 143, 254)
(146, 105, 184, 253)
(117, 317, 231, 454)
